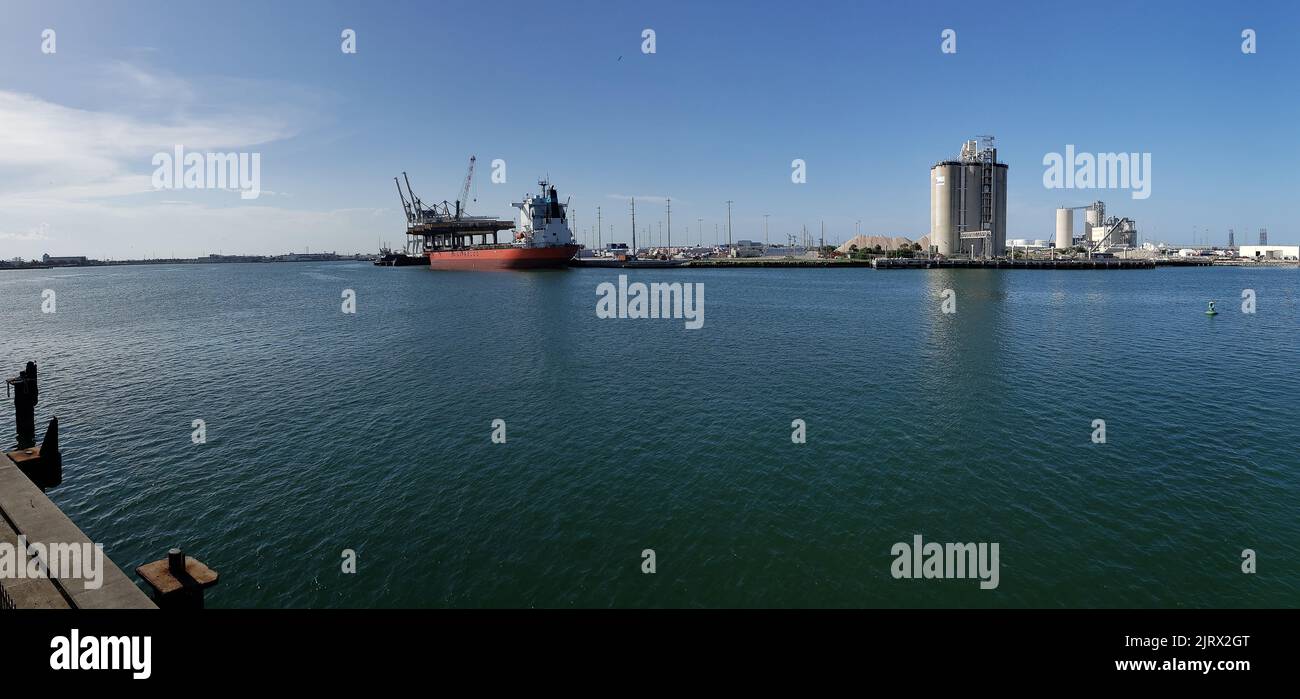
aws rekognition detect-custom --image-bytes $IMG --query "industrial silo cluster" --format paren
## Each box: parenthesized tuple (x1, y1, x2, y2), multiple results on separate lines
(929, 138, 1008, 258)
(1054, 201, 1138, 252)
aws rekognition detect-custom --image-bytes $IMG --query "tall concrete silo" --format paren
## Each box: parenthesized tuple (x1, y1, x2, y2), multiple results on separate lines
(930, 162, 960, 255)
(1055, 208, 1073, 249)
(930, 137, 1009, 257)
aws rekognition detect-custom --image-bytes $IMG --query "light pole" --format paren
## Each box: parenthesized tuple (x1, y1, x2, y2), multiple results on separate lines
(725, 200, 733, 248)
(666, 196, 671, 250)
(764, 213, 770, 248)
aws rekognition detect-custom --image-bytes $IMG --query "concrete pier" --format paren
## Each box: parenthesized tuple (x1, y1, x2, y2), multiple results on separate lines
(0, 451, 155, 609)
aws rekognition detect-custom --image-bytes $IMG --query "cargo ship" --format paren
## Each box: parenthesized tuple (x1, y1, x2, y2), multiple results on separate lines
(394, 162, 578, 271)
(427, 180, 579, 270)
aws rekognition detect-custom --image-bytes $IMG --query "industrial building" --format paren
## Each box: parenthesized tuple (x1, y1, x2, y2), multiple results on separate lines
(1053, 201, 1137, 252)
(1007, 239, 1049, 249)
(930, 137, 1008, 258)
(729, 240, 765, 258)
(1239, 245, 1299, 260)
(40, 254, 89, 266)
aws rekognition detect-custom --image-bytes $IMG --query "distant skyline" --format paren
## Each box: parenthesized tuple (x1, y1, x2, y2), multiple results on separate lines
(2, 0, 1298, 258)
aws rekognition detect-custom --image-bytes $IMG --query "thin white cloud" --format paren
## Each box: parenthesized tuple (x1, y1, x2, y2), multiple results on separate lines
(0, 62, 359, 258)
(0, 61, 298, 206)
(0, 230, 53, 241)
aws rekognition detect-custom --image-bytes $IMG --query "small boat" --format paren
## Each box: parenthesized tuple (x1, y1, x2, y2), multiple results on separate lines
(374, 247, 427, 266)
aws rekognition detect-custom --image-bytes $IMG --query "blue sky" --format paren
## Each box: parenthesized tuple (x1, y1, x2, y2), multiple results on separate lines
(1, 0, 1297, 258)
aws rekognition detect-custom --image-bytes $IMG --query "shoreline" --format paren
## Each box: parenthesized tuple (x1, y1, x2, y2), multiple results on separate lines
(4, 256, 1294, 273)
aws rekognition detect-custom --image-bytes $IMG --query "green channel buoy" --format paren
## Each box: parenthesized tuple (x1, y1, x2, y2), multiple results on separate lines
(1205, 301, 1218, 316)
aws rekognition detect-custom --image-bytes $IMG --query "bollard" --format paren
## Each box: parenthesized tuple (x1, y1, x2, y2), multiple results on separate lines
(168, 548, 185, 575)
(136, 547, 219, 609)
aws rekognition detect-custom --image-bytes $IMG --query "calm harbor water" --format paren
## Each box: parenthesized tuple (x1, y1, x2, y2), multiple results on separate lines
(1, 262, 1296, 607)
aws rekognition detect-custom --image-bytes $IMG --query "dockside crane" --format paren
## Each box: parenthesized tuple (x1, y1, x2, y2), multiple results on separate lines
(455, 155, 476, 219)
(394, 177, 413, 224)
(392, 156, 512, 255)
(401, 171, 439, 225)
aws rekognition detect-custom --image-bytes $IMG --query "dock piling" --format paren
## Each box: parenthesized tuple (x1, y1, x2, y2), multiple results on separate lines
(4, 363, 61, 489)
(6, 361, 38, 449)
(137, 547, 220, 609)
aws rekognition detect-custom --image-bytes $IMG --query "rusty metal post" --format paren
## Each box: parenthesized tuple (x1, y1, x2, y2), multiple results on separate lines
(7, 362, 38, 449)
(137, 547, 219, 609)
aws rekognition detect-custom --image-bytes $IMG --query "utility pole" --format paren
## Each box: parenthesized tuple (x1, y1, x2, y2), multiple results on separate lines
(725, 200, 733, 248)
(666, 196, 671, 250)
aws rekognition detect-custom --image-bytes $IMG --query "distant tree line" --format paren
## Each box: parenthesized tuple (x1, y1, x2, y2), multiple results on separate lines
(846, 243, 923, 259)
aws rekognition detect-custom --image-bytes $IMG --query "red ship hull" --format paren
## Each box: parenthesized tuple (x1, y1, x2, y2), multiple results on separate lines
(427, 244, 579, 270)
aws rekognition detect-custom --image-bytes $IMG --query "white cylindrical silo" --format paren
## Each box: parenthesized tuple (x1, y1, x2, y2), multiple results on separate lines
(930, 163, 959, 255)
(1055, 208, 1073, 249)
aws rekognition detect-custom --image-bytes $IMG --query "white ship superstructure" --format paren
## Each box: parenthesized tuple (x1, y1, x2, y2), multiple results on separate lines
(513, 180, 576, 248)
